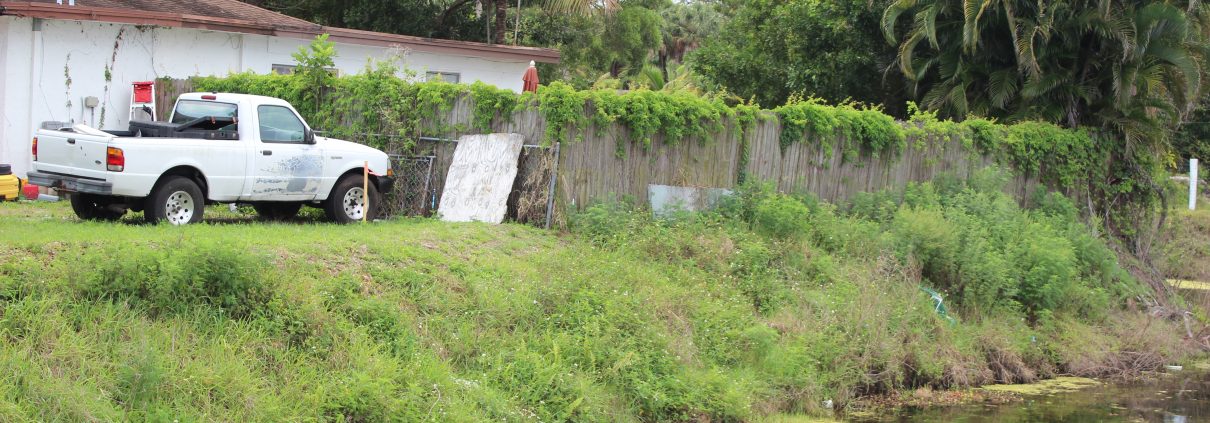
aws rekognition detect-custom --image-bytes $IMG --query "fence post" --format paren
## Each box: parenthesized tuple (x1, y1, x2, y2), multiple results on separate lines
(1192, 158, 1200, 211)
(544, 142, 561, 230)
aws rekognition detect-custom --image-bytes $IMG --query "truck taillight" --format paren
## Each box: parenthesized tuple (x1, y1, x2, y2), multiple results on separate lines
(106, 147, 124, 172)
(31, 137, 37, 161)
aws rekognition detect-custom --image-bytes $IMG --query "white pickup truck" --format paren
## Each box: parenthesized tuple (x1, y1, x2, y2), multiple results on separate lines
(27, 93, 394, 224)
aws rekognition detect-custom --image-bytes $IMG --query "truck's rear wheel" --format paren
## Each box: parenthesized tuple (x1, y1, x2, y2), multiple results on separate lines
(69, 193, 125, 221)
(324, 175, 379, 224)
(254, 202, 302, 221)
(145, 176, 203, 225)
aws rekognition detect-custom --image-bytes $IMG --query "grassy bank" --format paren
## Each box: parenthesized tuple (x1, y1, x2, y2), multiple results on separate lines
(1161, 198, 1210, 283)
(0, 175, 1197, 422)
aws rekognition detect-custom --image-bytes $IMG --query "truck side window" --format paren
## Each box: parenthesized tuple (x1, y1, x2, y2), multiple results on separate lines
(258, 106, 306, 143)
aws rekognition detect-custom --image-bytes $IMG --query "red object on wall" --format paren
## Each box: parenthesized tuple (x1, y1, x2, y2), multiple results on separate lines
(133, 81, 155, 104)
(22, 184, 39, 200)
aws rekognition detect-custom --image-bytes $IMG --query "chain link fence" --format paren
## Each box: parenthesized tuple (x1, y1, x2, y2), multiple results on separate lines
(382, 155, 436, 217)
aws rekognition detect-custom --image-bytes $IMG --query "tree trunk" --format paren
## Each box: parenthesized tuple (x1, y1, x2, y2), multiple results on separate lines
(494, 0, 508, 45)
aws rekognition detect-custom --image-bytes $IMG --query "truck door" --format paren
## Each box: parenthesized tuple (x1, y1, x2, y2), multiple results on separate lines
(248, 105, 323, 201)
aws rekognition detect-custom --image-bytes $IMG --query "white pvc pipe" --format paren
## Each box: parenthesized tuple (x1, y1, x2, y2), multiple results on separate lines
(1192, 158, 1199, 210)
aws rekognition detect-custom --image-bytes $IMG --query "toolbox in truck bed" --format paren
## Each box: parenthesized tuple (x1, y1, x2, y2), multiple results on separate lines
(127, 117, 239, 140)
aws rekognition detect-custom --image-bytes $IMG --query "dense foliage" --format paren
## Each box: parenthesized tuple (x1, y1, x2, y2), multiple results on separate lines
(882, 0, 1209, 138)
(243, 0, 486, 41)
(691, 0, 907, 111)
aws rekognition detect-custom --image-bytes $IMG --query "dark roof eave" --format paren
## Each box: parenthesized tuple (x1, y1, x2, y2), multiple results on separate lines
(0, 1, 561, 63)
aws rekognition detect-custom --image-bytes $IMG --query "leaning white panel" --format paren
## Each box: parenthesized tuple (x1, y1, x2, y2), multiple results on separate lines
(438, 133, 525, 223)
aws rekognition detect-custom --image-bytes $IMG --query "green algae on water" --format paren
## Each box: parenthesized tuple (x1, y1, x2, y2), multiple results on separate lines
(980, 377, 1100, 395)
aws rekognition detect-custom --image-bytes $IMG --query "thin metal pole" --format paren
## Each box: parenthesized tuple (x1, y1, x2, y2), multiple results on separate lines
(363, 160, 369, 222)
(1191, 158, 1199, 210)
(544, 142, 560, 229)
(422, 157, 435, 215)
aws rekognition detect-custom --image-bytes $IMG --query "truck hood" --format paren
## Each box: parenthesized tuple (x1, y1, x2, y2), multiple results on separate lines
(318, 137, 388, 158)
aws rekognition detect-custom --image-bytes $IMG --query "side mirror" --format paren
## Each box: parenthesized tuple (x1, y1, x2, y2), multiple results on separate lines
(304, 129, 316, 144)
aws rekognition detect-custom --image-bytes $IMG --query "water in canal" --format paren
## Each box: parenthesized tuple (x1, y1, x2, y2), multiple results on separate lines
(856, 369, 1210, 422)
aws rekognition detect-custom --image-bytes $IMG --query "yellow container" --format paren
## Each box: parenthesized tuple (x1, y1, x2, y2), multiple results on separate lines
(0, 174, 19, 201)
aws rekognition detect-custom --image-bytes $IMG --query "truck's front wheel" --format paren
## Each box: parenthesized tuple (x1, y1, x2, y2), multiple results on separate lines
(324, 175, 379, 224)
(69, 193, 125, 221)
(145, 176, 204, 225)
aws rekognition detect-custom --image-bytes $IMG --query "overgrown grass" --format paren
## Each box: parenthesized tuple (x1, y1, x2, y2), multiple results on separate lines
(1160, 198, 1210, 283)
(0, 176, 1196, 421)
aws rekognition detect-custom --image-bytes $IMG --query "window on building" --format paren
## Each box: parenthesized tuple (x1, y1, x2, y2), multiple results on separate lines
(272, 64, 339, 76)
(426, 71, 461, 83)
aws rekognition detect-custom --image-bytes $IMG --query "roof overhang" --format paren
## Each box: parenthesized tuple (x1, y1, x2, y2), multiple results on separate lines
(0, 1, 561, 63)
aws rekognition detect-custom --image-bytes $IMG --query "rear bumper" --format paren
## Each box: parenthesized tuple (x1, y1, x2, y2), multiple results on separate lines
(27, 171, 113, 195)
(377, 176, 395, 193)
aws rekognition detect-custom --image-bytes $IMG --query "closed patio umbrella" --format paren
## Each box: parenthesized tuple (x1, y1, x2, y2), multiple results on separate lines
(522, 60, 539, 92)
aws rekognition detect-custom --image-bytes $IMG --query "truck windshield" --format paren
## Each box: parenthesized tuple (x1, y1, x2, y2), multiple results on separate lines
(172, 100, 238, 125)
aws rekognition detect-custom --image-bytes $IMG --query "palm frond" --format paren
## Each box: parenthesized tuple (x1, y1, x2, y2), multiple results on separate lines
(882, 0, 920, 42)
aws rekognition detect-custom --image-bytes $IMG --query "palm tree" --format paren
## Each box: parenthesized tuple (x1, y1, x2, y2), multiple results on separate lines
(658, 2, 722, 77)
(882, 0, 1207, 136)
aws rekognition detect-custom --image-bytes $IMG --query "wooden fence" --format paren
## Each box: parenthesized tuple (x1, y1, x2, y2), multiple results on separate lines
(422, 96, 1037, 209)
(153, 79, 1038, 213)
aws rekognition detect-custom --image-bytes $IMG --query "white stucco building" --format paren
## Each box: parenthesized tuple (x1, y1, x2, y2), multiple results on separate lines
(0, 0, 559, 177)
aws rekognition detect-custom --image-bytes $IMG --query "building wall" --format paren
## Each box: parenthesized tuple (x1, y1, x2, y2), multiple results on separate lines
(0, 17, 8, 170)
(0, 16, 533, 177)
(0, 17, 34, 176)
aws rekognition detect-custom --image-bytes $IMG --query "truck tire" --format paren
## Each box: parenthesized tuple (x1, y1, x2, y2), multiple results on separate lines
(254, 202, 302, 221)
(145, 176, 204, 225)
(69, 193, 125, 221)
(324, 174, 379, 224)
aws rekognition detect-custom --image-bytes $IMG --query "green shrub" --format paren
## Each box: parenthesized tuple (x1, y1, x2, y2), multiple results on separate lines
(569, 201, 643, 246)
(891, 207, 958, 274)
(753, 195, 811, 240)
(718, 179, 777, 223)
(74, 241, 274, 318)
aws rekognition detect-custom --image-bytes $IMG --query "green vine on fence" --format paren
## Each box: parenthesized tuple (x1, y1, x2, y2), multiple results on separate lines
(186, 35, 1107, 201)
(192, 70, 1100, 190)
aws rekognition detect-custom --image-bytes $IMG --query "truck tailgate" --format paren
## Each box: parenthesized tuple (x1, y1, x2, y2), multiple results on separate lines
(35, 131, 112, 180)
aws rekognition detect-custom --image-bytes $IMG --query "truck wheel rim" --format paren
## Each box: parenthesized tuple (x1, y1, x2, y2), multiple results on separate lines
(165, 190, 195, 225)
(343, 187, 365, 220)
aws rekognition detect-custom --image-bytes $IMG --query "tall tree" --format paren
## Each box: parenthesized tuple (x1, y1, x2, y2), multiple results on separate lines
(520, 0, 666, 85)
(658, 2, 723, 76)
(690, 0, 907, 111)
